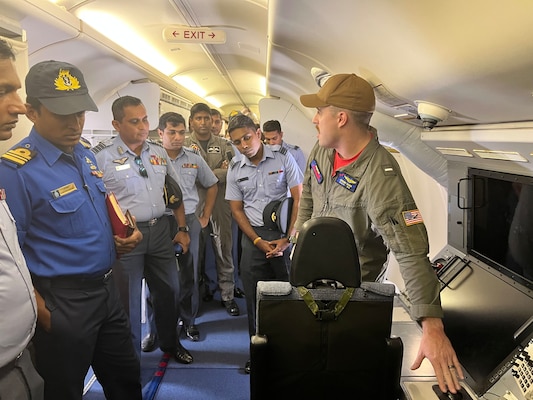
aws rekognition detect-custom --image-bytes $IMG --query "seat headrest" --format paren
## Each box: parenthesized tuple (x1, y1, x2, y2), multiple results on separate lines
(290, 217, 361, 287)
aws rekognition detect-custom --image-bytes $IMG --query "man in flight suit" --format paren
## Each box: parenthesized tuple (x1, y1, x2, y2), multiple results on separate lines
(296, 73, 463, 396)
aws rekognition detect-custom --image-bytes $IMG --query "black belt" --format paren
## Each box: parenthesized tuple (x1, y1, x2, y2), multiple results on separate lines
(33, 269, 113, 289)
(0, 351, 22, 379)
(137, 217, 162, 227)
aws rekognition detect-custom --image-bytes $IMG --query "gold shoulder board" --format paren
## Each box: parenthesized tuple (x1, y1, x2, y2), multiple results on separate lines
(1, 147, 36, 166)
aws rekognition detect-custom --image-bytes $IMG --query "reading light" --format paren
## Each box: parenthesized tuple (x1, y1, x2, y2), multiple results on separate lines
(414, 101, 451, 130)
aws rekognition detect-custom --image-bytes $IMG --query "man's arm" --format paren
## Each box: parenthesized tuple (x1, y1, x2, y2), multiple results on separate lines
(172, 202, 190, 253)
(34, 289, 51, 332)
(412, 317, 464, 394)
(199, 183, 217, 228)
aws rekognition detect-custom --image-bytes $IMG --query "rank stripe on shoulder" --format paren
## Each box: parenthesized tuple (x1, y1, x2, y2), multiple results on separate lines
(91, 139, 113, 154)
(1, 148, 36, 166)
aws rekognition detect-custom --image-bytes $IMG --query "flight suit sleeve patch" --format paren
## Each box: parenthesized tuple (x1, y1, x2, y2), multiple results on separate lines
(402, 209, 423, 226)
(310, 159, 323, 184)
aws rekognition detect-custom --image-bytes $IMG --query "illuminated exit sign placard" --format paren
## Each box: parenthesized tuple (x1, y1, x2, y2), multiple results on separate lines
(163, 27, 226, 44)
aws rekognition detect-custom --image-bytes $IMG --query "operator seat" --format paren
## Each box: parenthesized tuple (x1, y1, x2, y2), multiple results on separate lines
(250, 216, 403, 399)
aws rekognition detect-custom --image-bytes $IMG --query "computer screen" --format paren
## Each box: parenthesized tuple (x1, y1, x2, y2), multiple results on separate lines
(438, 256, 533, 395)
(437, 167, 533, 395)
(467, 168, 533, 289)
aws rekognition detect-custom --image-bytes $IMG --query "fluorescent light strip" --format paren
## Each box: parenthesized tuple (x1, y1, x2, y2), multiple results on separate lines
(436, 147, 473, 157)
(78, 10, 176, 76)
(473, 150, 528, 162)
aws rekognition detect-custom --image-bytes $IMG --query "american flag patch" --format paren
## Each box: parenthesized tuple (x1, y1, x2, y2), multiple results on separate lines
(402, 209, 423, 226)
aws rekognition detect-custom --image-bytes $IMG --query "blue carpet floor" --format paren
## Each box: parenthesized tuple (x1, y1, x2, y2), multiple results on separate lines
(84, 295, 250, 399)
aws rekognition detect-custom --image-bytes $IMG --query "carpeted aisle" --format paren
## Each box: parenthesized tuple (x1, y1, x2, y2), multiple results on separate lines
(84, 296, 250, 400)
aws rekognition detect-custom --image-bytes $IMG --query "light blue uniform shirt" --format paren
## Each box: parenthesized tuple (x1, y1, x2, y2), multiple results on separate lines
(93, 137, 181, 222)
(168, 147, 218, 215)
(225, 144, 303, 227)
(282, 141, 307, 174)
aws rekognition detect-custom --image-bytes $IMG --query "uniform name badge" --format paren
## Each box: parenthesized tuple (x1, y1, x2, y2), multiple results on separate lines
(310, 159, 323, 184)
(335, 172, 358, 192)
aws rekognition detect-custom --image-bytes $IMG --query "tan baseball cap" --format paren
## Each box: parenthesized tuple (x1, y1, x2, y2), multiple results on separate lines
(300, 73, 375, 112)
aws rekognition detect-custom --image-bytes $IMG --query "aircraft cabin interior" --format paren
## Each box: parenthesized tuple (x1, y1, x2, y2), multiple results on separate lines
(1, 0, 532, 399)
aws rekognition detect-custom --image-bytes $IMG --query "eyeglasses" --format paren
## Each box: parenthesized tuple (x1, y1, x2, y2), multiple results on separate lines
(134, 156, 148, 178)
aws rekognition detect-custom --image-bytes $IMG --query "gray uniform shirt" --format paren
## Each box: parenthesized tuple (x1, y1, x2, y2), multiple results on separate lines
(295, 139, 442, 320)
(168, 147, 218, 215)
(226, 145, 303, 227)
(93, 137, 181, 222)
(282, 141, 306, 174)
(0, 199, 37, 366)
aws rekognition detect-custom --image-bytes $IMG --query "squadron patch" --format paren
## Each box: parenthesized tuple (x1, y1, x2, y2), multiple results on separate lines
(335, 172, 358, 192)
(190, 143, 200, 153)
(402, 209, 423, 226)
(1, 147, 36, 166)
(310, 159, 323, 184)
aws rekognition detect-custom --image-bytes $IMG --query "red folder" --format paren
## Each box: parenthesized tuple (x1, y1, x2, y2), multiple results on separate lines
(105, 192, 135, 238)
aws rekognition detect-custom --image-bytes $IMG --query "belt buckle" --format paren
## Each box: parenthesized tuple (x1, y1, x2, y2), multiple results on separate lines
(103, 269, 113, 281)
(148, 217, 158, 226)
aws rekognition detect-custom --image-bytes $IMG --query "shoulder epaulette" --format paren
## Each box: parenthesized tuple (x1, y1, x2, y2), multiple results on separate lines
(229, 159, 238, 169)
(1, 147, 37, 167)
(147, 138, 164, 147)
(277, 146, 288, 155)
(79, 137, 92, 149)
(91, 138, 114, 154)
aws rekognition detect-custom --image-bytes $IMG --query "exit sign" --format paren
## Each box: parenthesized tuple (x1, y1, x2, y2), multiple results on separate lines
(163, 27, 226, 44)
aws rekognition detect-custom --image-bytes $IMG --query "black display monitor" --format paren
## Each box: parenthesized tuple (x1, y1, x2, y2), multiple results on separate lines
(467, 168, 533, 289)
(436, 167, 533, 395)
(438, 256, 533, 395)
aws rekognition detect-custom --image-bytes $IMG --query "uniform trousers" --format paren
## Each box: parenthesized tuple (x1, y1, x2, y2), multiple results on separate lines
(145, 214, 201, 333)
(174, 214, 201, 325)
(119, 217, 180, 357)
(0, 347, 44, 400)
(240, 226, 290, 336)
(32, 271, 141, 400)
(200, 197, 236, 301)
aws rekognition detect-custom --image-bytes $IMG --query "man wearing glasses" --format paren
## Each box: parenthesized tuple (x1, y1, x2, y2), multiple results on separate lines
(93, 95, 194, 365)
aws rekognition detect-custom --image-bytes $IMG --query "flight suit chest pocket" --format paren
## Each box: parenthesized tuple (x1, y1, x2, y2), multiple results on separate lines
(49, 190, 87, 237)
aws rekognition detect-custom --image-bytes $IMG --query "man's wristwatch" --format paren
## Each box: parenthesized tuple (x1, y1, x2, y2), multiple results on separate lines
(288, 235, 297, 244)
(178, 226, 189, 232)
